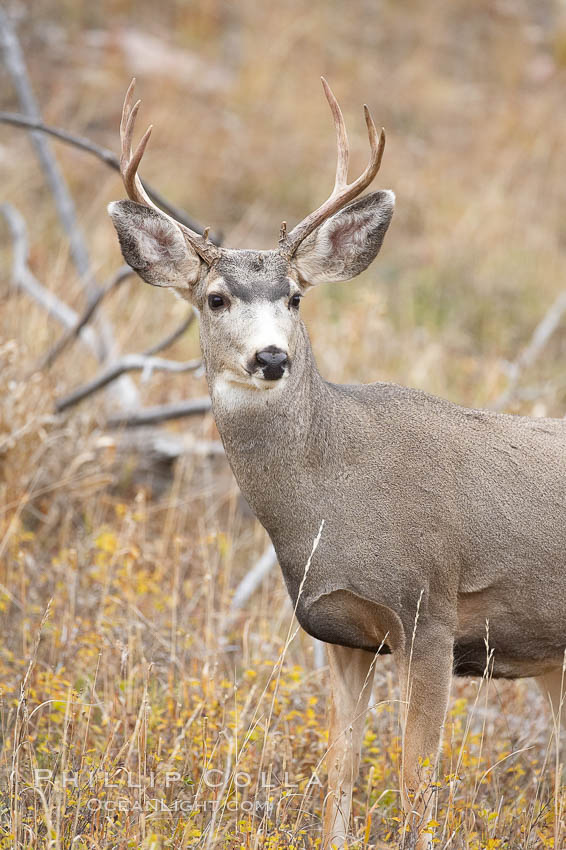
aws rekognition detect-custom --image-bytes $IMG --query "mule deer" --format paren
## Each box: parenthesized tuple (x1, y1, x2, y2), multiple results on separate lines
(109, 79, 566, 849)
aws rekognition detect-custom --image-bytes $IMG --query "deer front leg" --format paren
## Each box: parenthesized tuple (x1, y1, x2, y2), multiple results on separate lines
(323, 644, 376, 849)
(537, 668, 566, 731)
(398, 624, 453, 850)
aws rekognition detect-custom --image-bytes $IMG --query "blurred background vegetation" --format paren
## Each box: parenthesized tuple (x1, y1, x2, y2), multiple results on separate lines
(2, 1, 566, 847)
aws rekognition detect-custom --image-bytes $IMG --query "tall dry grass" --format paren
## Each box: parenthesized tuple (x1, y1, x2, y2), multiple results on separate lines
(2, 0, 566, 846)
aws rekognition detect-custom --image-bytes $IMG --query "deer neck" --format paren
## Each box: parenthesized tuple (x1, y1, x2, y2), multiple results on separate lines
(207, 322, 331, 520)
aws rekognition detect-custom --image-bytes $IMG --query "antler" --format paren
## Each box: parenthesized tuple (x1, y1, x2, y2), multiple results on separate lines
(278, 77, 385, 258)
(119, 79, 220, 264)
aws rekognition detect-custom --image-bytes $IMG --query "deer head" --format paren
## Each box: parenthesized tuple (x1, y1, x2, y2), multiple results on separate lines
(108, 79, 394, 391)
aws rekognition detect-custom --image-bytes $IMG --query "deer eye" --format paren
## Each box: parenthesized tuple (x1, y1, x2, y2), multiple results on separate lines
(208, 293, 226, 310)
(289, 293, 301, 309)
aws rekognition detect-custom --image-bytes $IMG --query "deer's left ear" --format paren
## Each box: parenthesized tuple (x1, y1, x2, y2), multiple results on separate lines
(292, 190, 394, 286)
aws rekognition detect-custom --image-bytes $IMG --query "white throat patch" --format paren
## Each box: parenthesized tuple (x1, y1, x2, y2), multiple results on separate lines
(213, 372, 288, 411)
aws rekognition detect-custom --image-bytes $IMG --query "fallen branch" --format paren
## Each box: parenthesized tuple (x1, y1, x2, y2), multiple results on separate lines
(0, 112, 118, 168)
(1, 13, 223, 424)
(230, 545, 277, 613)
(0, 9, 139, 409)
(0, 112, 220, 243)
(492, 291, 566, 411)
(37, 265, 134, 369)
(1, 203, 101, 357)
(0, 9, 92, 288)
(2, 205, 209, 426)
(143, 310, 196, 356)
(1, 18, 214, 430)
(228, 543, 326, 668)
(55, 354, 203, 413)
(107, 430, 224, 460)
(106, 398, 212, 428)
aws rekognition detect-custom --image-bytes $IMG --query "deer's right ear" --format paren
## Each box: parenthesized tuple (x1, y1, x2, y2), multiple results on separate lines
(107, 200, 202, 291)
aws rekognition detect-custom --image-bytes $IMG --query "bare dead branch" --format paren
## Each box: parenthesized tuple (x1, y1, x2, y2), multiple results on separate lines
(0, 112, 221, 242)
(40, 273, 194, 369)
(2, 206, 202, 425)
(55, 355, 203, 413)
(2, 209, 203, 426)
(230, 545, 278, 614)
(1, 204, 142, 409)
(106, 398, 212, 428)
(492, 291, 566, 411)
(1, 22, 212, 431)
(0, 9, 92, 287)
(106, 431, 223, 472)
(38, 266, 135, 370)
(0, 25, 212, 432)
(312, 639, 326, 670)
(0, 111, 119, 165)
(227, 543, 325, 668)
(0, 9, 139, 409)
(1, 203, 102, 357)
(143, 309, 196, 356)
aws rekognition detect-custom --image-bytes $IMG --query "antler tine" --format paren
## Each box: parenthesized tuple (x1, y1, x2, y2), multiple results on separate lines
(120, 78, 137, 145)
(363, 105, 385, 182)
(124, 122, 153, 205)
(321, 76, 349, 192)
(279, 79, 386, 258)
(123, 97, 142, 164)
(116, 79, 220, 264)
(118, 83, 157, 209)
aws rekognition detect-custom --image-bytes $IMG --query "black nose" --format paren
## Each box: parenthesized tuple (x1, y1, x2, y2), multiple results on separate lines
(255, 347, 288, 380)
(256, 347, 288, 368)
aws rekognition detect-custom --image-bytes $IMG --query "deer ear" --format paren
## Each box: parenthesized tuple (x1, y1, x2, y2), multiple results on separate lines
(107, 200, 202, 292)
(292, 190, 394, 286)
